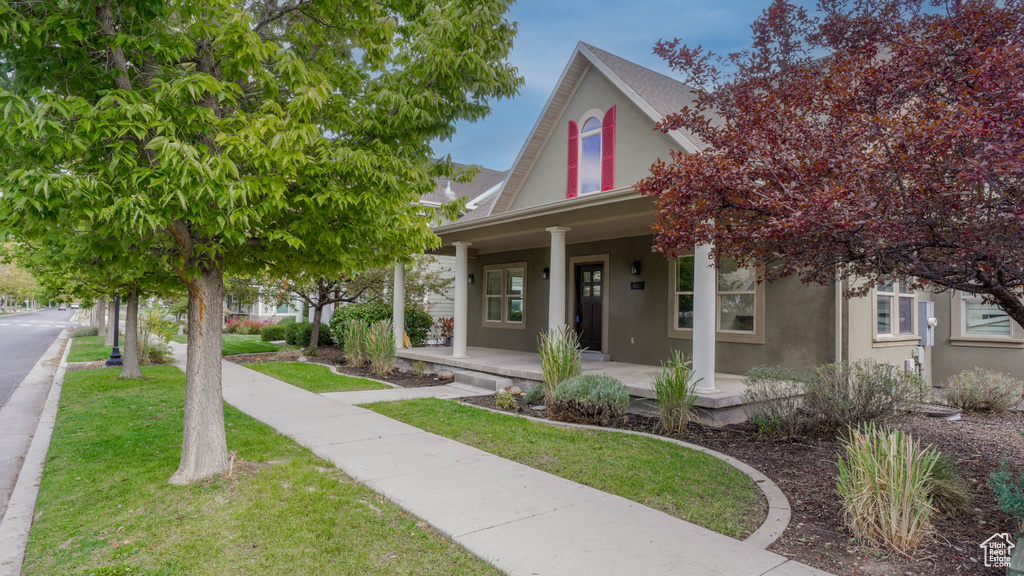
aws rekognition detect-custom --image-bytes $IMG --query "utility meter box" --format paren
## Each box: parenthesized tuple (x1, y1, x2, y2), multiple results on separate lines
(918, 301, 936, 346)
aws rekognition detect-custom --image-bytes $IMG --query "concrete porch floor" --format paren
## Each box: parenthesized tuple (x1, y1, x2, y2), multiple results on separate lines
(397, 346, 751, 426)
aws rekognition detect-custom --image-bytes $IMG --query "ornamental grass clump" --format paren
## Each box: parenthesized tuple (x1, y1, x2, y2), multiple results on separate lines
(548, 374, 629, 427)
(944, 368, 1024, 413)
(343, 318, 369, 368)
(836, 423, 940, 555)
(364, 319, 396, 376)
(742, 365, 807, 437)
(537, 326, 582, 403)
(989, 434, 1024, 535)
(651, 350, 699, 434)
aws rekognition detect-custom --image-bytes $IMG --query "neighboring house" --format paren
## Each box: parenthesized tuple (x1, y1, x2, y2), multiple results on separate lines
(420, 164, 509, 325)
(395, 42, 1022, 392)
(224, 294, 301, 322)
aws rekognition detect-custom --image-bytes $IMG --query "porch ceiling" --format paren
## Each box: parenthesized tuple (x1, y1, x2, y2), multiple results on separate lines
(430, 191, 657, 256)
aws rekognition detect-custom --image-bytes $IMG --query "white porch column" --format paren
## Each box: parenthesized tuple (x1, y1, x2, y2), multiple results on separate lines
(452, 242, 472, 358)
(692, 242, 717, 392)
(393, 262, 406, 349)
(546, 226, 570, 332)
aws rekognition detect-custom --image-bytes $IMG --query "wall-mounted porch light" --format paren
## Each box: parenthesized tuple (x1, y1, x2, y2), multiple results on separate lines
(630, 261, 642, 275)
(541, 267, 550, 280)
(467, 274, 475, 285)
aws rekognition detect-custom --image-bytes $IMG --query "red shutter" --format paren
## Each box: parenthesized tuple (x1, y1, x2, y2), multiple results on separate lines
(601, 106, 615, 191)
(566, 121, 578, 198)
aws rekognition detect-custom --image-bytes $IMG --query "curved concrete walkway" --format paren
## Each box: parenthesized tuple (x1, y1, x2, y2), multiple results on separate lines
(174, 343, 831, 576)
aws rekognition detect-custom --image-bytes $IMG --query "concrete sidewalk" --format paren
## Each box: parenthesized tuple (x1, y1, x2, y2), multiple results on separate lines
(176, 344, 830, 576)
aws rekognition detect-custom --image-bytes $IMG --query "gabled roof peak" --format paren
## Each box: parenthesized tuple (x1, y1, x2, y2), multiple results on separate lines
(488, 42, 705, 216)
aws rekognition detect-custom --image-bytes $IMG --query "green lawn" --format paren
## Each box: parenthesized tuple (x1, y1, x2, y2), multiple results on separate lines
(67, 335, 121, 362)
(246, 361, 390, 393)
(25, 366, 499, 576)
(367, 398, 767, 539)
(171, 333, 289, 356)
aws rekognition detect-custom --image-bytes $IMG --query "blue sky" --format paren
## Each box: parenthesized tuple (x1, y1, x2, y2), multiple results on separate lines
(431, 0, 774, 170)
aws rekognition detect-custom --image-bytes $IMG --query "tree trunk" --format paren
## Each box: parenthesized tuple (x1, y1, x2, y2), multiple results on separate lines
(169, 264, 229, 485)
(310, 303, 324, 351)
(96, 299, 107, 336)
(105, 299, 116, 346)
(121, 285, 142, 379)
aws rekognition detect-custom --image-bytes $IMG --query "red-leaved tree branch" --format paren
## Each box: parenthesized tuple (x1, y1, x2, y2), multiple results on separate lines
(636, 0, 1024, 326)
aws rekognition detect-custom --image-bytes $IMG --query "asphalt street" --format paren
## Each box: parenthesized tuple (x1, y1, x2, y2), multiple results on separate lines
(0, 308, 76, 410)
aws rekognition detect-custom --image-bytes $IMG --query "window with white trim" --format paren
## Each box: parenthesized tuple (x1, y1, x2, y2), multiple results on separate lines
(875, 278, 915, 338)
(671, 256, 764, 342)
(484, 263, 526, 327)
(951, 291, 1024, 345)
(566, 106, 615, 198)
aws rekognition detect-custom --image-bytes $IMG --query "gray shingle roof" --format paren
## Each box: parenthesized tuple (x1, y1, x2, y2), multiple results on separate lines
(421, 163, 508, 206)
(580, 43, 702, 124)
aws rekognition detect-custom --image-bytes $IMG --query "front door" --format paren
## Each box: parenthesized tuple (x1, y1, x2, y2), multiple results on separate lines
(575, 264, 603, 351)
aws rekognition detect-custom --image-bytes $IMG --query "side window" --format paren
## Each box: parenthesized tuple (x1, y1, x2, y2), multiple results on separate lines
(951, 291, 1023, 345)
(483, 263, 527, 328)
(670, 256, 763, 342)
(875, 278, 915, 338)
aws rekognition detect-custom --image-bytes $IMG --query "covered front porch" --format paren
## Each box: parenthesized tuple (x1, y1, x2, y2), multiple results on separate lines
(396, 346, 750, 426)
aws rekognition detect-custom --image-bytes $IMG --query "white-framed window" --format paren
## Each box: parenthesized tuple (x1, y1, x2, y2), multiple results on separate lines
(669, 255, 765, 344)
(875, 278, 915, 338)
(483, 263, 526, 328)
(579, 116, 602, 195)
(951, 291, 1024, 346)
(566, 106, 615, 198)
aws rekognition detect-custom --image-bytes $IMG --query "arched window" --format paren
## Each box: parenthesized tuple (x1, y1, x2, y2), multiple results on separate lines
(567, 106, 615, 198)
(579, 117, 602, 194)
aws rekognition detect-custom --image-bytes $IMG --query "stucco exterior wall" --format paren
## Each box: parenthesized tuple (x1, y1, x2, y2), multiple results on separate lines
(508, 67, 678, 212)
(930, 291, 1024, 385)
(466, 235, 836, 374)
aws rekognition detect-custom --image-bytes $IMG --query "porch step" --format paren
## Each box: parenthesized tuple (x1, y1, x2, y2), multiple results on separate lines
(581, 351, 611, 362)
(453, 370, 515, 392)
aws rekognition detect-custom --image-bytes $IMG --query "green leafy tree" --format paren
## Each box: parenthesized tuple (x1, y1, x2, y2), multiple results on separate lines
(263, 255, 452, 350)
(0, 0, 520, 484)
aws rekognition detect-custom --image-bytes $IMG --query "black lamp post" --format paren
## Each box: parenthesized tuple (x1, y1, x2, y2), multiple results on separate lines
(106, 294, 122, 367)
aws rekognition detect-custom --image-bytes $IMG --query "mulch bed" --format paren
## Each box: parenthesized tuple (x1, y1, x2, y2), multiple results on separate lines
(459, 393, 1024, 576)
(226, 345, 452, 388)
(224, 347, 1023, 575)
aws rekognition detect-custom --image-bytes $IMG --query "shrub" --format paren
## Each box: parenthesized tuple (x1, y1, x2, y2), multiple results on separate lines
(742, 365, 807, 437)
(494, 389, 517, 411)
(926, 454, 971, 517)
(224, 316, 269, 335)
(260, 324, 288, 342)
(804, 361, 924, 428)
(284, 322, 333, 348)
(989, 441, 1024, 535)
(329, 302, 432, 348)
(274, 347, 302, 361)
(537, 326, 582, 404)
(836, 423, 940, 554)
(364, 319, 396, 376)
(276, 315, 297, 325)
(343, 318, 369, 368)
(944, 368, 1024, 413)
(548, 374, 629, 427)
(138, 307, 177, 365)
(651, 350, 699, 434)
(523, 385, 544, 405)
(71, 325, 99, 338)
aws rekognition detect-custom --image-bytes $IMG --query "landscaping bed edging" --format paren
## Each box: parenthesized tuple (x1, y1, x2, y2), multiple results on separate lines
(413, 398, 792, 549)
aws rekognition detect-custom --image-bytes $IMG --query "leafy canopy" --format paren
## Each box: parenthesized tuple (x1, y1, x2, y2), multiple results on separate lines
(636, 0, 1024, 326)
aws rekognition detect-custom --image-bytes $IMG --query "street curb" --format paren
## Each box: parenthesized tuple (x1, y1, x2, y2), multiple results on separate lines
(442, 401, 792, 549)
(0, 330, 72, 576)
